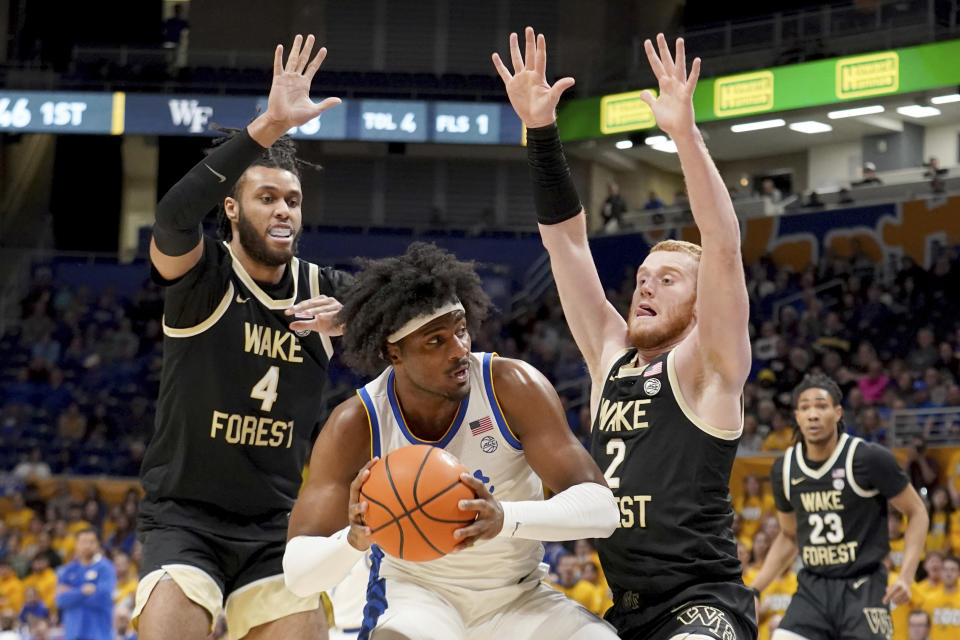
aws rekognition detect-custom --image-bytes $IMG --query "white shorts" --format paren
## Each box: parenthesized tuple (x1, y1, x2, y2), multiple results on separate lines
(369, 578, 617, 640)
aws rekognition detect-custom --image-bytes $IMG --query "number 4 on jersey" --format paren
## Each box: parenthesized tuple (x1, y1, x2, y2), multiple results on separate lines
(251, 366, 280, 412)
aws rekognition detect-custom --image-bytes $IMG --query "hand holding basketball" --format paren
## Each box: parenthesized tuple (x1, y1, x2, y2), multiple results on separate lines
(452, 472, 504, 551)
(360, 445, 479, 562)
(346, 457, 379, 551)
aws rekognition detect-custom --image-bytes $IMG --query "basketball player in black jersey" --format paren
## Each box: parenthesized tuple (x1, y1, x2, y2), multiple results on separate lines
(135, 35, 351, 640)
(495, 28, 756, 640)
(750, 374, 927, 640)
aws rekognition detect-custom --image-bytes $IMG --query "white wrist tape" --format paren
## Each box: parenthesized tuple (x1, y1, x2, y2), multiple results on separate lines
(496, 482, 619, 541)
(283, 527, 365, 597)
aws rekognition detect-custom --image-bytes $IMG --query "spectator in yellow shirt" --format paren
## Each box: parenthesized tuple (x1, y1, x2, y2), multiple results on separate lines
(924, 555, 960, 640)
(3, 493, 35, 533)
(0, 559, 23, 616)
(926, 487, 952, 553)
(945, 449, 960, 504)
(65, 503, 91, 537)
(573, 538, 608, 594)
(51, 519, 76, 563)
(21, 555, 57, 612)
(111, 550, 137, 610)
(549, 553, 604, 615)
(743, 530, 772, 586)
(580, 561, 613, 615)
(761, 411, 795, 453)
(735, 474, 776, 548)
(917, 552, 945, 600)
(20, 517, 45, 560)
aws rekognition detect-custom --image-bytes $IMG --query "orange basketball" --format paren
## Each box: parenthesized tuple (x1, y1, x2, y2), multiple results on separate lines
(359, 444, 477, 562)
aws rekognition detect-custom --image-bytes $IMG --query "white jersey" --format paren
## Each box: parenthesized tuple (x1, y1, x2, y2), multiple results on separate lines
(329, 552, 372, 637)
(356, 352, 545, 592)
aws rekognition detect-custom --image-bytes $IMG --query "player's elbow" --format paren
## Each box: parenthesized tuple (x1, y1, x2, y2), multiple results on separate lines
(596, 485, 620, 537)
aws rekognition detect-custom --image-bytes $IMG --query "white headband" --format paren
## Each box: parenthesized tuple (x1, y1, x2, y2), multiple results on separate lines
(387, 301, 465, 343)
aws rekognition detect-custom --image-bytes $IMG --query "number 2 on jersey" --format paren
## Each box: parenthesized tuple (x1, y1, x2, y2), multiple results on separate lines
(251, 366, 280, 412)
(604, 438, 626, 489)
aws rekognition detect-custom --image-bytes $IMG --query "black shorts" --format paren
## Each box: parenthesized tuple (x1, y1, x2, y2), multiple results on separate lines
(135, 506, 328, 639)
(779, 568, 893, 640)
(137, 498, 291, 592)
(606, 581, 758, 640)
(138, 523, 285, 595)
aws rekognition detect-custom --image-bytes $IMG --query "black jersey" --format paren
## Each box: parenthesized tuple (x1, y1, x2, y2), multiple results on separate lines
(590, 348, 744, 606)
(771, 434, 908, 578)
(140, 236, 351, 537)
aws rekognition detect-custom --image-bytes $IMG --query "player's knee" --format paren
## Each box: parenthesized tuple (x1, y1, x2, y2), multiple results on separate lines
(138, 580, 211, 640)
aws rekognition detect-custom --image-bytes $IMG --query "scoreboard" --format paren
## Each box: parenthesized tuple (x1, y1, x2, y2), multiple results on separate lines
(0, 90, 522, 145)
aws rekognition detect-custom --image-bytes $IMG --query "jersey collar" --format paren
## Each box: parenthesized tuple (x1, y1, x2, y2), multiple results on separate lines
(224, 241, 300, 309)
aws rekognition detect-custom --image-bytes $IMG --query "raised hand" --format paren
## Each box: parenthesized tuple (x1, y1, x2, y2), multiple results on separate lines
(639, 34, 701, 139)
(284, 294, 344, 336)
(492, 27, 575, 129)
(264, 34, 341, 131)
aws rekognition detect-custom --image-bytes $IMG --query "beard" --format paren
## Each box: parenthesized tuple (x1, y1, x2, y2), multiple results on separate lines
(627, 298, 695, 351)
(236, 206, 301, 267)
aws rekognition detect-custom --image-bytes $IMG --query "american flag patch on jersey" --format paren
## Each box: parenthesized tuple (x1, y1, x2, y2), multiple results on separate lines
(643, 361, 663, 377)
(832, 468, 845, 479)
(470, 416, 494, 436)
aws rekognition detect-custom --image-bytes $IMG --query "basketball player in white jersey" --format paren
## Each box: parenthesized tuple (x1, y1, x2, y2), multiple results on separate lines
(282, 242, 620, 640)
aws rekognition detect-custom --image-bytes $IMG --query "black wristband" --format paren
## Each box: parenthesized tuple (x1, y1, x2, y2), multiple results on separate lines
(526, 123, 582, 225)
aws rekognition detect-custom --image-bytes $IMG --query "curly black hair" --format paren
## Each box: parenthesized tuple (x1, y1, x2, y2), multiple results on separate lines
(208, 125, 319, 241)
(337, 242, 492, 376)
(791, 372, 845, 439)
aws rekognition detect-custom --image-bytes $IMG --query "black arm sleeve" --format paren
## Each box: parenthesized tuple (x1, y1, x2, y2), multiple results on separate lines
(852, 441, 910, 498)
(152, 128, 268, 256)
(770, 457, 794, 512)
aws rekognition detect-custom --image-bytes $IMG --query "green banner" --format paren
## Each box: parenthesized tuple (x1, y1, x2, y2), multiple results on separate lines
(558, 38, 960, 141)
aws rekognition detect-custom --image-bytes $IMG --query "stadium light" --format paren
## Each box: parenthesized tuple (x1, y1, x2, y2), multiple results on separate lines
(896, 105, 941, 118)
(827, 105, 884, 119)
(788, 121, 833, 134)
(644, 135, 667, 146)
(650, 139, 677, 153)
(931, 94, 960, 104)
(615, 139, 634, 149)
(730, 119, 786, 133)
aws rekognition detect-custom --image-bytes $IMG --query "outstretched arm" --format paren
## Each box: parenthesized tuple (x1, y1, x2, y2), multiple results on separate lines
(151, 34, 341, 281)
(749, 511, 798, 594)
(283, 397, 372, 596)
(493, 28, 628, 384)
(639, 36, 750, 391)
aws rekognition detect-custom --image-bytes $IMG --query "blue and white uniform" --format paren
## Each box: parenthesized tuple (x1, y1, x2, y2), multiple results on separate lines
(355, 352, 615, 639)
